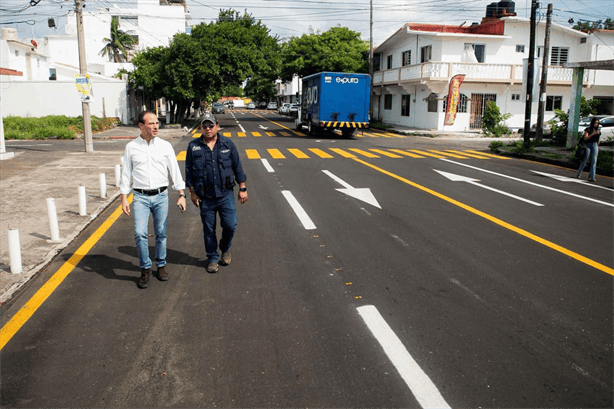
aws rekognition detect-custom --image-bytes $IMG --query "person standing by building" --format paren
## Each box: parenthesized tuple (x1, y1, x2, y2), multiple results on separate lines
(120, 110, 187, 289)
(576, 117, 601, 182)
(185, 112, 247, 273)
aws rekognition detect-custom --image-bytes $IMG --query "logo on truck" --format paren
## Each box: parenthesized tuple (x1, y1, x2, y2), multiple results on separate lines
(336, 77, 359, 84)
(306, 86, 318, 105)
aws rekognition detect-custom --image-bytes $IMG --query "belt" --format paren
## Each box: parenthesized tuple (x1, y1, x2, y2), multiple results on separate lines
(134, 187, 167, 196)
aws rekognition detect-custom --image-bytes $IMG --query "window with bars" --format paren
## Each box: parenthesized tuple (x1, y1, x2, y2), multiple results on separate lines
(511, 93, 521, 101)
(546, 95, 562, 111)
(384, 94, 393, 110)
(550, 47, 569, 65)
(402, 50, 411, 66)
(401, 95, 411, 116)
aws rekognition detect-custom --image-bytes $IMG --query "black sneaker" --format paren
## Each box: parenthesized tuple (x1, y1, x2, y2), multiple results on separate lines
(137, 268, 151, 288)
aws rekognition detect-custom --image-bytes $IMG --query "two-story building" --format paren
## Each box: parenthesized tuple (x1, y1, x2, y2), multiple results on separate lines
(372, 2, 614, 132)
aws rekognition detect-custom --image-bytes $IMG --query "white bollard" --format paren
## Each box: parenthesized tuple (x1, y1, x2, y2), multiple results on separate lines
(99, 173, 107, 198)
(46, 198, 60, 241)
(115, 164, 121, 187)
(8, 229, 22, 274)
(79, 185, 87, 216)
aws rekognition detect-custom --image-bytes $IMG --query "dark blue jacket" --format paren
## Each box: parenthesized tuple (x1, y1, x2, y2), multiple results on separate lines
(185, 134, 246, 199)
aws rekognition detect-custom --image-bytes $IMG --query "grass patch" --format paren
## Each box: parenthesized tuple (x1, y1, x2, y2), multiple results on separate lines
(3, 115, 119, 139)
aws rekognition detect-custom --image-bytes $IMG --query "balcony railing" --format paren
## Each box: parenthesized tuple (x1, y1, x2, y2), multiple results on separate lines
(373, 61, 590, 86)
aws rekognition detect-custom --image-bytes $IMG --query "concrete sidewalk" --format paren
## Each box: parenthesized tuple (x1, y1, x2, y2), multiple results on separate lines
(0, 127, 185, 309)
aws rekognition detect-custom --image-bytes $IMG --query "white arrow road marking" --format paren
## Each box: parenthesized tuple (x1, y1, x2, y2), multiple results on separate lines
(357, 305, 451, 409)
(531, 170, 612, 191)
(281, 191, 316, 230)
(441, 159, 614, 208)
(258, 125, 269, 130)
(322, 170, 381, 209)
(435, 170, 544, 206)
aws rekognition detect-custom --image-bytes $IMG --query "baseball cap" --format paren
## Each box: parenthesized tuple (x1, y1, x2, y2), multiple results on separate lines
(200, 112, 218, 125)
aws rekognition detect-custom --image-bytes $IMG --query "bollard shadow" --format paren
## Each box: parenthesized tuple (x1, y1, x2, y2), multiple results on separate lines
(30, 232, 50, 240)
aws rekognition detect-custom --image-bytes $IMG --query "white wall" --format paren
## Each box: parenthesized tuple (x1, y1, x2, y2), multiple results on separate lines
(2, 80, 129, 124)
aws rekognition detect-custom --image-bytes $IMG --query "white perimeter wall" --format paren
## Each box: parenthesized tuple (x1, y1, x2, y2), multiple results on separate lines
(2, 80, 129, 124)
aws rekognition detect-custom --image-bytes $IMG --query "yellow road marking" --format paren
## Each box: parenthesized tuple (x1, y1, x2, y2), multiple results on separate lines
(390, 149, 425, 158)
(280, 132, 291, 137)
(330, 148, 356, 158)
(193, 132, 201, 138)
(429, 149, 470, 159)
(308, 148, 334, 158)
(446, 150, 489, 159)
(266, 132, 276, 137)
(370, 149, 403, 158)
(176, 151, 186, 161)
(238, 132, 246, 137)
(222, 132, 231, 137)
(288, 148, 309, 158)
(293, 131, 306, 137)
(409, 150, 445, 158)
(353, 158, 614, 276)
(349, 148, 379, 158)
(362, 132, 380, 138)
(268, 149, 286, 159)
(246, 149, 261, 159)
(465, 150, 510, 160)
(252, 132, 262, 137)
(0, 198, 132, 350)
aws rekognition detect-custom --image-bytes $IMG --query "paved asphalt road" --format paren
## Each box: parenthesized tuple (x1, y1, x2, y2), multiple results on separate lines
(1, 109, 612, 408)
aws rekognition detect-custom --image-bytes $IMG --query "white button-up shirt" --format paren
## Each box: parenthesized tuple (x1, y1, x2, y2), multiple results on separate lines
(120, 136, 186, 195)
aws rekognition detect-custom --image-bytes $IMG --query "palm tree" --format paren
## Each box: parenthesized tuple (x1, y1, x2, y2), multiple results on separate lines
(100, 17, 138, 63)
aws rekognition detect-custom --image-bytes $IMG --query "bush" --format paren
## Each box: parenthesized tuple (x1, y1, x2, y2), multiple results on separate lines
(2, 115, 116, 139)
(482, 101, 512, 137)
(489, 140, 505, 153)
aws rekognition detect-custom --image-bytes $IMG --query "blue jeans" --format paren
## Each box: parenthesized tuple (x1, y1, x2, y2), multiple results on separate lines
(199, 192, 237, 263)
(577, 141, 598, 180)
(133, 190, 168, 269)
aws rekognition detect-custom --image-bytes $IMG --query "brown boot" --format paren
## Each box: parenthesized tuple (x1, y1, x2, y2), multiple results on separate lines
(157, 266, 169, 281)
(137, 268, 151, 289)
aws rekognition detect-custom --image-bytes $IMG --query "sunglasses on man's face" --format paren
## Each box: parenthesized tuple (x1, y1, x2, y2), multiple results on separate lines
(201, 123, 215, 129)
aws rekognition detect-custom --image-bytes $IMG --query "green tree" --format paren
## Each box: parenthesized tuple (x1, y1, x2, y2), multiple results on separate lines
(244, 75, 277, 103)
(100, 17, 138, 63)
(280, 26, 369, 81)
(572, 18, 614, 31)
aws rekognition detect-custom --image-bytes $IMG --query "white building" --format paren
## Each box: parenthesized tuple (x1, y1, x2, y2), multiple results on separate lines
(372, 3, 614, 132)
(0, 29, 51, 81)
(276, 75, 302, 105)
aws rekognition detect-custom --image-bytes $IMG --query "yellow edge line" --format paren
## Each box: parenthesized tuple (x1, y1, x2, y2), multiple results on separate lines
(352, 158, 614, 276)
(0, 196, 132, 350)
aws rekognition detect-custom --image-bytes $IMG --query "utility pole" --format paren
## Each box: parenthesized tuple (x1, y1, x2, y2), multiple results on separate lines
(522, 0, 538, 147)
(369, 0, 373, 123)
(535, 3, 553, 141)
(75, 0, 94, 152)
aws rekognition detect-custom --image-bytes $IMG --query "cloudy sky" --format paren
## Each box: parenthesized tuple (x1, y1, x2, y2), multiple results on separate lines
(2, 0, 612, 46)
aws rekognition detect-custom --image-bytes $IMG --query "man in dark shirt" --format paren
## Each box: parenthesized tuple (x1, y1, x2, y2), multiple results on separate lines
(185, 112, 248, 272)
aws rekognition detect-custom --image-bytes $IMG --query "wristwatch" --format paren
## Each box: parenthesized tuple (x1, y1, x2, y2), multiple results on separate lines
(239, 187, 247, 192)
(179, 193, 186, 198)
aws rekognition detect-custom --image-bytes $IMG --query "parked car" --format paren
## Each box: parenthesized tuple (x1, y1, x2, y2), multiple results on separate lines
(288, 104, 300, 117)
(247, 102, 256, 109)
(211, 102, 225, 114)
(578, 115, 609, 127)
(224, 101, 234, 109)
(258, 101, 267, 109)
(267, 102, 278, 110)
(579, 115, 614, 142)
(279, 103, 291, 115)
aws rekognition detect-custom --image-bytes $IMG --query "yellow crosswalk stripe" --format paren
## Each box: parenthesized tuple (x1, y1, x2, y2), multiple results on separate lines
(370, 149, 402, 158)
(266, 132, 276, 137)
(222, 132, 231, 137)
(293, 131, 306, 137)
(288, 148, 309, 158)
(176, 151, 186, 161)
(280, 132, 291, 136)
(465, 149, 510, 159)
(390, 149, 425, 158)
(268, 149, 286, 159)
(193, 132, 201, 138)
(246, 149, 261, 159)
(308, 148, 334, 158)
(330, 148, 356, 158)
(429, 149, 470, 159)
(349, 148, 379, 158)
(409, 150, 445, 158)
(238, 132, 246, 137)
(362, 132, 380, 138)
(445, 149, 489, 159)
(252, 132, 262, 137)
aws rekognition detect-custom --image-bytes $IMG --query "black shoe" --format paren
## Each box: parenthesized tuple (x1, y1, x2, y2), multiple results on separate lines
(137, 268, 151, 288)
(157, 266, 169, 281)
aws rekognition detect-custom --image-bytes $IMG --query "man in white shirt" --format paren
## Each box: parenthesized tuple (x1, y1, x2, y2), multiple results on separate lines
(120, 111, 187, 289)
